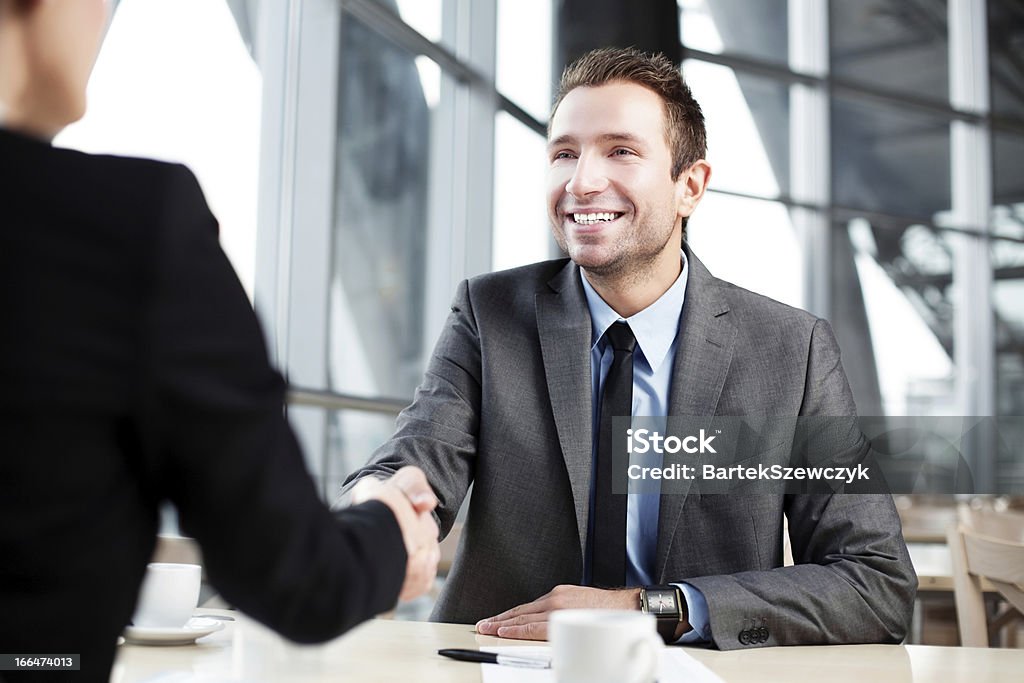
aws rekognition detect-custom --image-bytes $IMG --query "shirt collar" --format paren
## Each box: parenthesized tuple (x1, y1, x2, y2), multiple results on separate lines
(580, 250, 689, 373)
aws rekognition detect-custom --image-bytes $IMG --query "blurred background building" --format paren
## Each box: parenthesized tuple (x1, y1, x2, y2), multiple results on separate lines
(58, 0, 1023, 497)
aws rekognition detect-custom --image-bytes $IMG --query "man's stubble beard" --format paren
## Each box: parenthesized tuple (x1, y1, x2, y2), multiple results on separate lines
(555, 216, 678, 291)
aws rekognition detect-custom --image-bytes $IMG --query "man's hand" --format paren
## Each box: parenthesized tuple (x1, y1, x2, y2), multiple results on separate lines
(475, 585, 641, 640)
(358, 467, 441, 602)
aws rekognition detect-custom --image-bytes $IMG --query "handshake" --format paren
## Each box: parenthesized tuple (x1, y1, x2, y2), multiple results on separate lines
(350, 467, 442, 602)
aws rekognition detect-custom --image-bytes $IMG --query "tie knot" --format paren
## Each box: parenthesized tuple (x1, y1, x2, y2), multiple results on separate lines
(603, 321, 636, 353)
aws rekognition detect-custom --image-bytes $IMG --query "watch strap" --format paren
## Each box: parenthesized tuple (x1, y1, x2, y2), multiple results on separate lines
(655, 609, 678, 643)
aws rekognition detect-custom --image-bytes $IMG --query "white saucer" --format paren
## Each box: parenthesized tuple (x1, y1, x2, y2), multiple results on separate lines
(123, 617, 225, 646)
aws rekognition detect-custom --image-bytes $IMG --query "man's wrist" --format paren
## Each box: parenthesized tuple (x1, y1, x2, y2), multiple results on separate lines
(620, 587, 644, 611)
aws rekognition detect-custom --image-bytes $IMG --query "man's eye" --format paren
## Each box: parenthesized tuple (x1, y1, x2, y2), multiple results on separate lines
(553, 151, 576, 160)
(612, 148, 635, 156)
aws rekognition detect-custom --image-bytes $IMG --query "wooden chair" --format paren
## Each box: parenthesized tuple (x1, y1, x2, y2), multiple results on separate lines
(947, 506, 1024, 647)
(438, 521, 463, 576)
(896, 495, 959, 544)
(151, 534, 202, 565)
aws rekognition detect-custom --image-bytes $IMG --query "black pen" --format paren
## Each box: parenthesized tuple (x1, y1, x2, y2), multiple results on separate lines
(438, 648, 552, 669)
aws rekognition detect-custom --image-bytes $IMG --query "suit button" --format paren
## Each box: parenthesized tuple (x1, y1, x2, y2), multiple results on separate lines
(758, 627, 769, 643)
(738, 630, 750, 645)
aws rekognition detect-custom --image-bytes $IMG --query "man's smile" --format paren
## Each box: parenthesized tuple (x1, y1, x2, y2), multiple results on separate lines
(571, 211, 625, 225)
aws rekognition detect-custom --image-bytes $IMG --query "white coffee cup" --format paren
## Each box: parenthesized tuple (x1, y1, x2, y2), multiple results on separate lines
(132, 562, 201, 628)
(550, 609, 662, 683)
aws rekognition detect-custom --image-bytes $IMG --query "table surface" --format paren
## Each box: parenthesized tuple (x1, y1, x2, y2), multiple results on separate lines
(909, 542, 957, 591)
(110, 610, 1024, 683)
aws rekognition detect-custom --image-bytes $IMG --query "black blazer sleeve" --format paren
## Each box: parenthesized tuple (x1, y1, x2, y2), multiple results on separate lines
(141, 164, 406, 641)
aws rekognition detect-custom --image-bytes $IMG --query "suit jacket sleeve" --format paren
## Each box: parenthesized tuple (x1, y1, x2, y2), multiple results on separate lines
(142, 164, 407, 642)
(339, 279, 481, 538)
(683, 320, 918, 649)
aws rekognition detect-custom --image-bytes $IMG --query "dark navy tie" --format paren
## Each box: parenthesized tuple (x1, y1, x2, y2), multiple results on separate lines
(591, 321, 635, 588)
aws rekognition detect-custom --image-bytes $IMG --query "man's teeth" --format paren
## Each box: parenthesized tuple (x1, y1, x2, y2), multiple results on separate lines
(573, 212, 621, 225)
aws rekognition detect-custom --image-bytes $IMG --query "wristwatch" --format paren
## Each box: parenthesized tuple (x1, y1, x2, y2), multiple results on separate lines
(640, 585, 686, 643)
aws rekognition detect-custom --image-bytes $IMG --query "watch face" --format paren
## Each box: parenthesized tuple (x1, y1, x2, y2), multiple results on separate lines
(646, 589, 677, 616)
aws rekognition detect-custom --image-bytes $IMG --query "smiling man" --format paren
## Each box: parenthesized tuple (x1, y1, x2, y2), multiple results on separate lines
(342, 47, 916, 649)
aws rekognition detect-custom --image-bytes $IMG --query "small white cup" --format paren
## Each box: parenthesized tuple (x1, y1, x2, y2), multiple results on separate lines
(550, 609, 662, 683)
(132, 562, 201, 628)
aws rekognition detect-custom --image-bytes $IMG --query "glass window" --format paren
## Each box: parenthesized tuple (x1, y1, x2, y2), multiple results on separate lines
(394, 0, 443, 44)
(993, 130, 1024, 239)
(493, 112, 551, 271)
(991, 117, 1022, 422)
(55, 0, 261, 297)
(830, 0, 949, 103)
(322, 410, 402, 499)
(330, 14, 436, 399)
(687, 193, 802, 309)
(830, 218, 956, 416)
(993, 237, 1024, 418)
(992, 203, 1024, 242)
(322, 405, 438, 619)
(988, 0, 1024, 123)
(831, 95, 951, 218)
(684, 59, 789, 198)
(497, 0, 554, 123)
(678, 0, 788, 66)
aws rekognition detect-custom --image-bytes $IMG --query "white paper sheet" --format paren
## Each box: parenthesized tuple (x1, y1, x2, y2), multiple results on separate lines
(138, 673, 253, 683)
(480, 646, 724, 683)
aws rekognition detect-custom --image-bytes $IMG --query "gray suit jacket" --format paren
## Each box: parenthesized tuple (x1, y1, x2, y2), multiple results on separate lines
(342, 247, 917, 649)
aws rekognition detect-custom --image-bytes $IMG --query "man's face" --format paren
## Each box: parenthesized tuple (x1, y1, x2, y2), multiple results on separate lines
(547, 82, 685, 278)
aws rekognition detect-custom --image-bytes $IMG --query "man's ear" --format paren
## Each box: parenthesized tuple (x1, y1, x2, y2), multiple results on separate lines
(675, 159, 712, 220)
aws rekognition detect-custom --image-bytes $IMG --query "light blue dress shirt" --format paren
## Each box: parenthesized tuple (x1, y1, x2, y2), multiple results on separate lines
(580, 251, 711, 643)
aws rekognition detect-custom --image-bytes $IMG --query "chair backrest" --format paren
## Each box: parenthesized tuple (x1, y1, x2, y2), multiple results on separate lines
(960, 506, 1024, 543)
(438, 522, 463, 576)
(947, 506, 1024, 647)
(896, 495, 959, 543)
(151, 534, 203, 566)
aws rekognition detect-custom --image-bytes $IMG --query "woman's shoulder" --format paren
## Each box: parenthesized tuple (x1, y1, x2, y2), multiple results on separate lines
(1, 127, 196, 197)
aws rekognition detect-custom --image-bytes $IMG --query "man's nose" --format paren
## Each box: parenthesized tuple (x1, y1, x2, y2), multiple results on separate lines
(564, 154, 609, 198)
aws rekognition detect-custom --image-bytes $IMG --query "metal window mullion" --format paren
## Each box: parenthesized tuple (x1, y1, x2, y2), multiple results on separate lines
(423, 63, 460, 351)
(456, 0, 497, 279)
(285, 0, 341, 389)
(682, 45, 995, 127)
(948, 0, 995, 489)
(253, 0, 302, 366)
(949, 0, 994, 417)
(287, 386, 407, 415)
(423, 0, 498, 350)
(423, 67, 459, 354)
(343, 0, 544, 136)
(255, 0, 343, 485)
(789, 0, 830, 318)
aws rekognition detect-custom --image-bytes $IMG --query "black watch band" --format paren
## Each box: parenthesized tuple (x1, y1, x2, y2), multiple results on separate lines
(640, 585, 685, 643)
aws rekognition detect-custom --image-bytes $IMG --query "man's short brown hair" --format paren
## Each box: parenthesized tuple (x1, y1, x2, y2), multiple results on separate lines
(550, 47, 707, 181)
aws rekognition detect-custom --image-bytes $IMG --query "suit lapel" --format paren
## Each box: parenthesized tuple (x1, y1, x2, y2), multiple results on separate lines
(655, 247, 736, 579)
(536, 261, 594, 562)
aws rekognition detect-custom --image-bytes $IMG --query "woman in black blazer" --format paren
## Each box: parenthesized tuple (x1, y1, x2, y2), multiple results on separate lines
(0, 2, 439, 680)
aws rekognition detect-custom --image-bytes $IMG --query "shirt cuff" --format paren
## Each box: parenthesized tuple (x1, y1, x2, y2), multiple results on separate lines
(672, 582, 712, 643)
